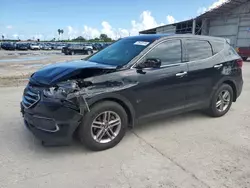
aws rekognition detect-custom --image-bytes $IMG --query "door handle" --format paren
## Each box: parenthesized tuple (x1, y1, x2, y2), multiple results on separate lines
(214, 64, 223, 69)
(176, 72, 187, 77)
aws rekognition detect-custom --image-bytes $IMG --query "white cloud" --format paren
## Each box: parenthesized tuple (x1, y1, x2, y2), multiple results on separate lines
(63, 10, 172, 40)
(197, 7, 207, 15)
(6, 25, 13, 29)
(166, 15, 176, 24)
(67, 26, 78, 40)
(118, 28, 129, 38)
(82, 25, 100, 39)
(129, 10, 161, 36)
(101, 21, 116, 39)
(197, 0, 228, 15)
(12, 34, 19, 39)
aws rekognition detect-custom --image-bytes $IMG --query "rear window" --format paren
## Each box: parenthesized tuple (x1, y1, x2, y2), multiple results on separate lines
(186, 40, 213, 61)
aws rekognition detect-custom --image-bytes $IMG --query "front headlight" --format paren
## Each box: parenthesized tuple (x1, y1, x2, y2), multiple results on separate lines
(43, 81, 79, 99)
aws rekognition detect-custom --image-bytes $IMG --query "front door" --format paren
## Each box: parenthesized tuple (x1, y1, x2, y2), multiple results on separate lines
(132, 39, 189, 118)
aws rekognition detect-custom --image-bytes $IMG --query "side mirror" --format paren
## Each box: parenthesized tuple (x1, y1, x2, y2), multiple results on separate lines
(137, 58, 161, 69)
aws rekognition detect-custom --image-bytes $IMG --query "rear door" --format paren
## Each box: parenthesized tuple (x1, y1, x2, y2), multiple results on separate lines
(183, 39, 217, 109)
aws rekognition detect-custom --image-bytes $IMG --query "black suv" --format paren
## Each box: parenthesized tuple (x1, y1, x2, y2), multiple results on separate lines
(62, 44, 93, 55)
(21, 34, 243, 151)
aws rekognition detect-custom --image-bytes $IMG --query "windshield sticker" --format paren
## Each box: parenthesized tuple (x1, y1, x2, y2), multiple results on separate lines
(134, 41, 150, 46)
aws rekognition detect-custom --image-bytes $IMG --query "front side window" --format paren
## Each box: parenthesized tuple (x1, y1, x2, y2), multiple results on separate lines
(143, 40, 182, 66)
(186, 40, 213, 61)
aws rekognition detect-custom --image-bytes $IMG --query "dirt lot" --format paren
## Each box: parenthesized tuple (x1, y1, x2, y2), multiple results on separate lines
(0, 50, 88, 86)
(0, 56, 250, 187)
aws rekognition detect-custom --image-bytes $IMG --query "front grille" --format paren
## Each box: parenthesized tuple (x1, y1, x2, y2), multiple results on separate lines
(22, 86, 40, 108)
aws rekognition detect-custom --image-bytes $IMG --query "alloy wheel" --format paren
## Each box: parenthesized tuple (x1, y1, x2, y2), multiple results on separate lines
(216, 90, 231, 112)
(91, 111, 122, 144)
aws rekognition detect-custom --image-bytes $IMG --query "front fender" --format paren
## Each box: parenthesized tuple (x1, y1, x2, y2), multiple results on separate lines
(86, 92, 136, 127)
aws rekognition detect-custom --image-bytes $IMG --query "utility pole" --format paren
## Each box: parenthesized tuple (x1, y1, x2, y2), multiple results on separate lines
(192, 19, 196, 35)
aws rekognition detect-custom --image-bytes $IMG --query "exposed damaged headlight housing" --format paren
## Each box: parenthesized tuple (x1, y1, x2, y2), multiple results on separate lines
(43, 81, 79, 99)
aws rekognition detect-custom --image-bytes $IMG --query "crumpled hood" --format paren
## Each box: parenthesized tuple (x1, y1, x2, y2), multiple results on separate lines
(30, 60, 116, 86)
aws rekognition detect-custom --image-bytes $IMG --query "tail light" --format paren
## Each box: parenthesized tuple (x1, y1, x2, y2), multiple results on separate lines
(236, 47, 239, 53)
(236, 59, 243, 68)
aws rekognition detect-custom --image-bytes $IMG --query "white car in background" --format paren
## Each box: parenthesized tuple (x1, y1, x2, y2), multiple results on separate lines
(29, 43, 40, 50)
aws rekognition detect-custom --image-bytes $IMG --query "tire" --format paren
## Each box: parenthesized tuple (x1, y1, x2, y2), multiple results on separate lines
(242, 57, 248, 61)
(206, 84, 233, 117)
(87, 50, 91, 55)
(78, 101, 128, 151)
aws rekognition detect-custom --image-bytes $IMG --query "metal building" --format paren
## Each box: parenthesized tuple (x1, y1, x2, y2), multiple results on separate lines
(139, 0, 250, 48)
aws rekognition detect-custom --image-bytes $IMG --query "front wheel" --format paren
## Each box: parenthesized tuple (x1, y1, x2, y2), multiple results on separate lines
(78, 101, 128, 151)
(206, 84, 233, 117)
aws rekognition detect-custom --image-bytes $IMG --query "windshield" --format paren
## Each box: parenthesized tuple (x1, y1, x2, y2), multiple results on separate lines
(88, 38, 152, 66)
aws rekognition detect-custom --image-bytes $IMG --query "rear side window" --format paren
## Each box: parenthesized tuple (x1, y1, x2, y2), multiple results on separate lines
(211, 41, 224, 54)
(186, 40, 213, 61)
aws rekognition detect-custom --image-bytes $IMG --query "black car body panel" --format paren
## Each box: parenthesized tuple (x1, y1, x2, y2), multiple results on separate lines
(16, 43, 29, 50)
(21, 34, 243, 145)
(21, 87, 82, 145)
(1, 42, 16, 50)
(30, 60, 116, 86)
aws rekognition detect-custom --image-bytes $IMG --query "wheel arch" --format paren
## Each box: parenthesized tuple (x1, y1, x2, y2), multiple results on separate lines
(212, 78, 237, 102)
(223, 80, 237, 102)
(87, 94, 136, 128)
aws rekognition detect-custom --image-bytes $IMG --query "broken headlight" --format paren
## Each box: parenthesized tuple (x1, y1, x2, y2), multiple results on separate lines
(43, 81, 79, 99)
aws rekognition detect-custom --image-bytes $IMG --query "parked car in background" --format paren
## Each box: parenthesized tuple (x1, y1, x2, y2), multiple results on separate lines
(92, 43, 103, 51)
(53, 44, 65, 50)
(62, 44, 93, 55)
(236, 47, 249, 61)
(40, 44, 52, 50)
(16, 43, 29, 50)
(29, 43, 40, 50)
(1, 42, 16, 50)
(21, 34, 243, 151)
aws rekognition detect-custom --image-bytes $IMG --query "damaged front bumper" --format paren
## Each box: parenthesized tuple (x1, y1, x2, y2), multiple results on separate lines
(21, 87, 83, 146)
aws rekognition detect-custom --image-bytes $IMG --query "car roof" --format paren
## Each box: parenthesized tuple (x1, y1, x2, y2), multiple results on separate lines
(123, 34, 225, 42)
(123, 34, 172, 41)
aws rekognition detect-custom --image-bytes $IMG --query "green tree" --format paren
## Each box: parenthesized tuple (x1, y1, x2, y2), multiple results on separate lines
(72, 36, 86, 42)
(104, 37, 112, 42)
(99, 34, 108, 40)
(57, 29, 64, 41)
(60, 29, 64, 40)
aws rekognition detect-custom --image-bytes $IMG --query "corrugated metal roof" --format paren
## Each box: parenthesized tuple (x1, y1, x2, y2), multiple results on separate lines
(140, 19, 194, 34)
(140, 0, 250, 34)
(197, 0, 250, 18)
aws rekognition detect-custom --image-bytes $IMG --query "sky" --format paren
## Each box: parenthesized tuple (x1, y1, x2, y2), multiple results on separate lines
(0, 0, 228, 40)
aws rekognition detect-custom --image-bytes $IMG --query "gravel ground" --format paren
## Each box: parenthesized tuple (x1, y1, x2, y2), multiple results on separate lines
(0, 62, 249, 188)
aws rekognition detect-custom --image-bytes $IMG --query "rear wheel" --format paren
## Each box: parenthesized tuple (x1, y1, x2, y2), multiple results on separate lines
(78, 101, 128, 151)
(206, 84, 233, 117)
